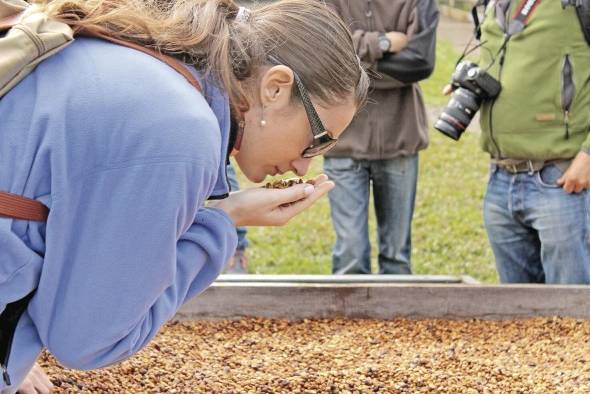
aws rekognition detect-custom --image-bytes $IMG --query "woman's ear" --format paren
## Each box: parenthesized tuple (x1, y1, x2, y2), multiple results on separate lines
(259, 65, 294, 110)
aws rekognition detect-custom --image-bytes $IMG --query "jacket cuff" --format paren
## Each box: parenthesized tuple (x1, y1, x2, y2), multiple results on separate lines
(366, 31, 384, 63)
(205, 206, 237, 228)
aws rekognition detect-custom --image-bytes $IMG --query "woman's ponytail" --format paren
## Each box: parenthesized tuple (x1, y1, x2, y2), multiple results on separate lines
(40, 0, 368, 111)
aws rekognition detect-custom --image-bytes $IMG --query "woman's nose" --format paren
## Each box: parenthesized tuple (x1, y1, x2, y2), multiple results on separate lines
(291, 157, 313, 176)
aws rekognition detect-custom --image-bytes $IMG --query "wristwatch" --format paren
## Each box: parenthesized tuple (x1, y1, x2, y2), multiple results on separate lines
(378, 33, 391, 53)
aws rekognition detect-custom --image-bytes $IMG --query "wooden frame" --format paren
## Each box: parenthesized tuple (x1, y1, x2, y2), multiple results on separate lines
(177, 275, 590, 320)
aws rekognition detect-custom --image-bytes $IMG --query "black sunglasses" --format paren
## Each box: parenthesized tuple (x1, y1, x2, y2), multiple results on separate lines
(268, 56, 338, 158)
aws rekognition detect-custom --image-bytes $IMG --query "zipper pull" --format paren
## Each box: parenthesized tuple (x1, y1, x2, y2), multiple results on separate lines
(1, 363, 11, 386)
(565, 110, 570, 139)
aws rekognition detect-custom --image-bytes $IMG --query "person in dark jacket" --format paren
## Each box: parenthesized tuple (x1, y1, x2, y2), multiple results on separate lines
(324, 0, 439, 274)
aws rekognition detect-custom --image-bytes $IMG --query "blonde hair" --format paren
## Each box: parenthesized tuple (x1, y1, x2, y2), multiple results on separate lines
(38, 0, 368, 110)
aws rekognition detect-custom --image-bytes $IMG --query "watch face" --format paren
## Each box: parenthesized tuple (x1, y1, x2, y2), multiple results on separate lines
(379, 38, 390, 51)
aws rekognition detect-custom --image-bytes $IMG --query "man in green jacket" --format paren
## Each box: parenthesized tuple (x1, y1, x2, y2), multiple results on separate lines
(473, 0, 590, 283)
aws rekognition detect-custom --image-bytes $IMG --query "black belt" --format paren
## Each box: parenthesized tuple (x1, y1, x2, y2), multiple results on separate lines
(0, 290, 35, 386)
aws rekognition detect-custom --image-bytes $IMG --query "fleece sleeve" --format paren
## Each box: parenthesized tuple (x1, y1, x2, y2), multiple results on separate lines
(28, 153, 237, 369)
(352, 29, 384, 65)
(377, 0, 439, 84)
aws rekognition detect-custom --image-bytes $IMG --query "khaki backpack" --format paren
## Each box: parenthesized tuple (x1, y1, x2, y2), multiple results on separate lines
(0, 0, 202, 222)
(0, 0, 73, 97)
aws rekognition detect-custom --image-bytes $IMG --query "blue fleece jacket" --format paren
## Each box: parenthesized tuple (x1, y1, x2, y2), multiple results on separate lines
(0, 37, 237, 391)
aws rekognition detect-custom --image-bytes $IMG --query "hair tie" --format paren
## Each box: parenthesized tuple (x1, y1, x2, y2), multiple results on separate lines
(235, 6, 251, 23)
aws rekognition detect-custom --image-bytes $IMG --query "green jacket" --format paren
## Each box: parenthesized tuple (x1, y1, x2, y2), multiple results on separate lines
(479, 1, 590, 160)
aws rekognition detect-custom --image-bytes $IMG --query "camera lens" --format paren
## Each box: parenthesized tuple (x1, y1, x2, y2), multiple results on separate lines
(434, 88, 481, 140)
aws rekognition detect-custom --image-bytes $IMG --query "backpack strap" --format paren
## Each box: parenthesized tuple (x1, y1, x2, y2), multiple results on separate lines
(0, 20, 203, 222)
(0, 192, 48, 221)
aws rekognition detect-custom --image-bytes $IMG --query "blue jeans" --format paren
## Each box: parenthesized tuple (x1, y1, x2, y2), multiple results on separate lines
(484, 163, 590, 284)
(226, 163, 249, 251)
(324, 156, 418, 274)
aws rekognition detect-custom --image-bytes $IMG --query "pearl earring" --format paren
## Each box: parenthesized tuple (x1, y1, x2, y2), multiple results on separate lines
(260, 106, 267, 127)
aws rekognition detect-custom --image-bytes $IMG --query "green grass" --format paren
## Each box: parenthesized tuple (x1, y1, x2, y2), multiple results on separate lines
(233, 39, 499, 283)
(420, 39, 460, 107)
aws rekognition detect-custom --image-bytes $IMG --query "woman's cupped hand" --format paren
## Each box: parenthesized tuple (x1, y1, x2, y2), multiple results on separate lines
(211, 174, 334, 227)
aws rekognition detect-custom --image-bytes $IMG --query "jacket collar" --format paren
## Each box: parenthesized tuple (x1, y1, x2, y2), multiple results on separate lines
(189, 68, 232, 199)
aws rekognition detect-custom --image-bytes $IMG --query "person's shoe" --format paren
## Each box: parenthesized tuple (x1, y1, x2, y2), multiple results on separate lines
(225, 248, 248, 274)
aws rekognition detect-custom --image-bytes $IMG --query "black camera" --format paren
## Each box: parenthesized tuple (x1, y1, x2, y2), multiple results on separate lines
(434, 61, 502, 140)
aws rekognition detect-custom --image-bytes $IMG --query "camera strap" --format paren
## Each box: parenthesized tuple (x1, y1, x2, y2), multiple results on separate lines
(472, 0, 542, 40)
(493, 0, 542, 65)
(508, 0, 543, 36)
(471, 0, 490, 40)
